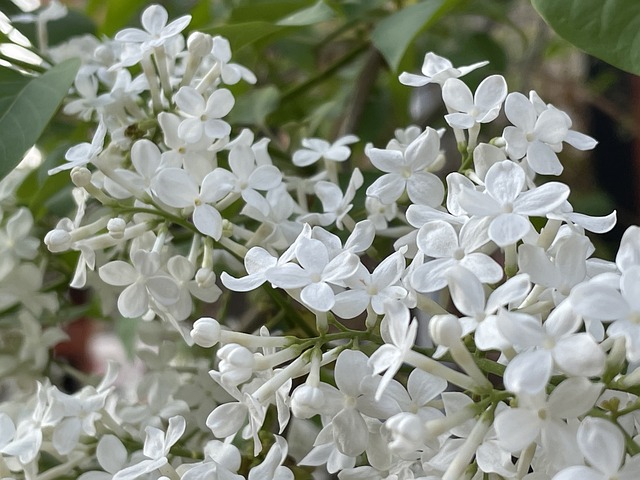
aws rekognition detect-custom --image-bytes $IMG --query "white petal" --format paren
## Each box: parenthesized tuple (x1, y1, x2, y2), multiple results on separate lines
(332, 408, 368, 457)
(533, 108, 569, 145)
(488, 213, 531, 247)
(153, 168, 198, 208)
(514, 181, 570, 215)
(485, 161, 525, 205)
(205, 88, 235, 118)
(366, 174, 405, 205)
(193, 204, 223, 240)
(174, 86, 205, 115)
(300, 282, 335, 312)
(442, 78, 473, 112)
(526, 141, 563, 175)
(494, 408, 540, 452)
(141, 4, 168, 35)
(406, 172, 445, 207)
(416, 220, 458, 258)
(503, 349, 552, 395)
(97, 435, 127, 473)
(577, 416, 624, 476)
(547, 377, 602, 419)
(565, 130, 597, 150)
(447, 266, 485, 316)
(99, 261, 137, 286)
(504, 92, 536, 131)
(118, 283, 148, 318)
(474, 75, 507, 112)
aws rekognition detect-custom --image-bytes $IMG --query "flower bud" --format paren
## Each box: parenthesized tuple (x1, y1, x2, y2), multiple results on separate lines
(44, 228, 72, 252)
(71, 166, 92, 188)
(429, 314, 462, 347)
(107, 217, 127, 239)
(191, 317, 221, 348)
(291, 384, 325, 419)
(187, 32, 213, 57)
(385, 412, 426, 458)
(195, 267, 216, 289)
(218, 344, 255, 385)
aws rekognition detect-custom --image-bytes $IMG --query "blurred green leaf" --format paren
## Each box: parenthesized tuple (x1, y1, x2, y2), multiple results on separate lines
(205, 21, 291, 50)
(230, 0, 314, 23)
(0, 58, 79, 181)
(92, 0, 149, 36)
(371, 0, 463, 72)
(229, 86, 281, 126)
(277, 0, 335, 26)
(532, 0, 640, 75)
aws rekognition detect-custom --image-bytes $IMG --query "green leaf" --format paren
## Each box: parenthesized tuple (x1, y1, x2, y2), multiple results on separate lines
(204, 22, 290, 51)
(371, 0, 463, 72)
(0, 58, 79, 181)
(93, 0, 148, 36)
(230, 0, 315, 23)
(229, 86, 280, 126)
(532, 0, 640, 75)
(277, 0, 335, 26)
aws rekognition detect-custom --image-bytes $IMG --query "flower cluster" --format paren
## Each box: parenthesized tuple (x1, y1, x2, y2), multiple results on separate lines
(2, 4, 640, 480)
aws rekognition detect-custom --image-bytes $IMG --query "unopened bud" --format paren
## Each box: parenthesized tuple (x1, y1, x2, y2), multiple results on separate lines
(44, 229, 72, 252)
(195, 267, 216, 288)
(191, 317, 221, 348)
(107, 218, 127, 239)
(187, 32, 213, 57)
(429, 314, 462, 347)
(291, 384, 325, 419)
(71, 167, 92, 188)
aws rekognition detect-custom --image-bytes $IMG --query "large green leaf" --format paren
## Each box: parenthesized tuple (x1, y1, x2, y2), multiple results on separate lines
(532, 0, 640, 75)
(371, 0, 463, 72)
(204, 22, 291, 51)
(277, 0, 335, 26)
(0, 58, 79, 180)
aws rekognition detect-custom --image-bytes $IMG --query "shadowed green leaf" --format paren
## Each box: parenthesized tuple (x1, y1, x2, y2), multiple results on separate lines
(532, 0, 640, 75)
(0, 58, 79, 180)
(277, 0, 335, 26)
(371, 0, 463, 72)
(204, 21, 291, 50)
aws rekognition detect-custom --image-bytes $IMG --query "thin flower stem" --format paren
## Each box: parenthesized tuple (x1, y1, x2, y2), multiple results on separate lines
(405, 349, 482, 392)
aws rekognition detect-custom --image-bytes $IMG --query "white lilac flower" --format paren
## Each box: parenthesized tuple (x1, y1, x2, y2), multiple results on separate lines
(98, 250, 180, 318)
(399, 52, 488, 87)
(112, 416, 186, 480)
(211, 35, 258, 85)
(442, 75, 508, 129)
(298, 168, 363, 229)
(332, 248, 407, 320)
(174, 86, 234, 143)
(292, 134, 358, 167)
(446, 266, 530, 351)
(211, 143, 282, 216)
(552, 417, 640, 480)
(152, 167, 234, 240)
(49, 118, 107, 175)
(366, 126, 444, 206)
(458, 160, 570, 247)
(503, 92, 571, 175)
(410, 217, 502, 293)
(115, 4, 191, 51)
(499, 304, 605, 395)
(494, 377, 602, 457)
(368, 301, 418, 399)
(570, 266, 640, 362)
(265, 236, 360, 312)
